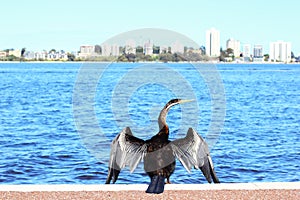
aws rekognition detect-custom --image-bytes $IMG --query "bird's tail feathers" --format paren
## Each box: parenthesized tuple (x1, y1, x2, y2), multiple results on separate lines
(145, 175, 165, 194)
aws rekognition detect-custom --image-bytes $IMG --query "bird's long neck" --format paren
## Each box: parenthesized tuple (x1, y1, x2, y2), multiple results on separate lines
(158, 106, 169, 131)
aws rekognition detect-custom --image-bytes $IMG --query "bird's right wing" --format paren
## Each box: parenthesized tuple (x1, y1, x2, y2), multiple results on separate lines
(170, 128, 220, 183)
(105, 127, 147, 184)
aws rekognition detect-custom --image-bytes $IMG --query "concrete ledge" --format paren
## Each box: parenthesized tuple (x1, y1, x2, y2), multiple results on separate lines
(0, 182, 299, 191)
(0, 183, 299, 200)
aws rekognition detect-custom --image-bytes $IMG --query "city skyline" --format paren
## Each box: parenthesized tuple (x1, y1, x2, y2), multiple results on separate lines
(3, 36, 296, 63)
(1, 0, 300, 55)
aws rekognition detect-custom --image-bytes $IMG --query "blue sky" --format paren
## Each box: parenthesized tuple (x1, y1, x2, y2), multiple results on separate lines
(1, 0, 300, 55)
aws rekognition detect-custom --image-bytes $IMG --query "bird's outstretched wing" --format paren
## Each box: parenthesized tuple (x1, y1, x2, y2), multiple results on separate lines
(105, 127, 147, 184)
(170, 128, 220, 183)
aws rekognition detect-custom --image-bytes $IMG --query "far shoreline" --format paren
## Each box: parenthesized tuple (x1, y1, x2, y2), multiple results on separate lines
(0, 61, 300, 65)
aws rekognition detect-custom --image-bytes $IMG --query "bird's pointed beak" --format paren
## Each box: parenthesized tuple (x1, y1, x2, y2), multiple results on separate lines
(179, 99, 195, 104)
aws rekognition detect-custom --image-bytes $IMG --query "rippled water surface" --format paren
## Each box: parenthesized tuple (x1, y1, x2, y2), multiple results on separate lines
(0, 62, 299, 184)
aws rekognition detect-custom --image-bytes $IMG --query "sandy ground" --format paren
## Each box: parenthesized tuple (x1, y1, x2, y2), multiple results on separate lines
(0, 183, 299, 200)
(0, 190, 299, 200)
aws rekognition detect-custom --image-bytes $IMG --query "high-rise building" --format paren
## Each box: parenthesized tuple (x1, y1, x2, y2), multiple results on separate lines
(226, 38, 240, 57)
(206, 28, 220, 57)
(111, 44, 120, 56)
(171, 40, 184, 54)
(102, 44, 120, 56)
(243, 44, 251, 57)
(253, 44, 263, 62)
(144, 40, 153, 55)
(125, 39, 136, 54)
(269, 41, 292, 62)
(243, 44, 251, 62)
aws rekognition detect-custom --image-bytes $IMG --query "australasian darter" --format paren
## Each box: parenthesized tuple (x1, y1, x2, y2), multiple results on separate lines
(105, 99, 220, 194)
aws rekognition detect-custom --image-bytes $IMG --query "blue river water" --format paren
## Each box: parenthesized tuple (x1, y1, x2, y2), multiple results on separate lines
(0, 62, 299, 184)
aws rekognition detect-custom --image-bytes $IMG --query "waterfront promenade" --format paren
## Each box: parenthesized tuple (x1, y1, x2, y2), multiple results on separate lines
(0, 182, 299, 200)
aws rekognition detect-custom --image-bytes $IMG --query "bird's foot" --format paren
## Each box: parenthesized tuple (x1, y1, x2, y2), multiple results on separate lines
(165, 178, 171, 184)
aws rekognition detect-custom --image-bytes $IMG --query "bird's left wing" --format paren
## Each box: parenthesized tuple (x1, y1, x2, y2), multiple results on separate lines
(105, 127, 147, 184)
(170, 128, 220, 183)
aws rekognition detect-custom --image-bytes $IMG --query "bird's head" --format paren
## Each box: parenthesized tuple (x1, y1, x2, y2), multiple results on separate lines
(165, 99, 195, 110)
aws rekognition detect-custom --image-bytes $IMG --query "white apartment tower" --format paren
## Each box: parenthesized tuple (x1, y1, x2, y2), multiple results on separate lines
(269, 41, 292, 62)
(171, 40, 184, 54)
(102, 44, 120, 56)
(226, 38, 240, 57)
(243, 44, 251, 57)
(125, 39, 136, 54)
(243, 44, 251, 62)
(206, 28, 220, 57)
(144, 40, 153, 55)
